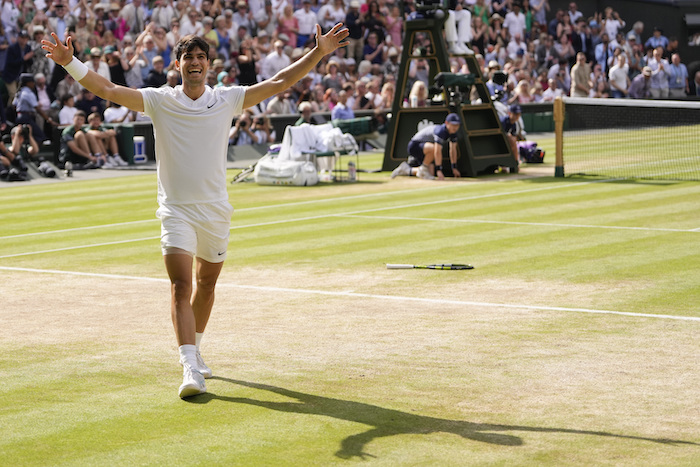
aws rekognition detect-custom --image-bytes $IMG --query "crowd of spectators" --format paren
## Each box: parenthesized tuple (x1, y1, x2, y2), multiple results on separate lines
(1, 0, 699, 149)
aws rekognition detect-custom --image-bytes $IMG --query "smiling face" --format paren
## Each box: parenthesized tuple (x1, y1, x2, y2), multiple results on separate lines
(176, 46, 209, 87)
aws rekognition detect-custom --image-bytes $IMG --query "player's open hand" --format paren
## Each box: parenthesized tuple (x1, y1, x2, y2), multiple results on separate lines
(315, 23, 349, 56)
(41, 32, 74, 66)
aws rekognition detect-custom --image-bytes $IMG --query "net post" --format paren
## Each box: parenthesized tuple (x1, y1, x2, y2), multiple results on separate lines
(553, 97, 565, 177)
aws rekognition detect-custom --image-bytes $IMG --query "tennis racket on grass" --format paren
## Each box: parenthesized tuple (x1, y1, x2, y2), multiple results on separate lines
(386, 264, 474, 270)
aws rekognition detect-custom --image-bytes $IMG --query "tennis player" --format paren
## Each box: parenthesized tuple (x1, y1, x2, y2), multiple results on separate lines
(42, 24, 349, 399)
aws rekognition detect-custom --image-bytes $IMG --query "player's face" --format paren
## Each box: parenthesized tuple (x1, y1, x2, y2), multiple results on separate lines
(445, 122, 460, 134)
(177, 47, 209, 86)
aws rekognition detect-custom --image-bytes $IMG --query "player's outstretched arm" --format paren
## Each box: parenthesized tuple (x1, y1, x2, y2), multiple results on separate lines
(243, 23, 349, 109)
(42, 33, 145, 112)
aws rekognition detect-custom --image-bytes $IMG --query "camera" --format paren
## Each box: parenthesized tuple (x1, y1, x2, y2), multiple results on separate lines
(21, 124, 31, 140)
(240, 120, 247, 128)
(37, 157, 56, 178)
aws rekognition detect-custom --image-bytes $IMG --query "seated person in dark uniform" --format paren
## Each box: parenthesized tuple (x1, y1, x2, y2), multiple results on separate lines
(59, 111, 101, 169)
(392, 113, 462, 180)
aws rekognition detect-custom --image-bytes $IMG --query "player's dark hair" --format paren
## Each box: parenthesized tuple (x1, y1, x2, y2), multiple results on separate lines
(173, 35, 210, 62)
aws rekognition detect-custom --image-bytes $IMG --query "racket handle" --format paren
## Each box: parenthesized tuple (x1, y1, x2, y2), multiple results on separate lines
(386, 264, 415, 269)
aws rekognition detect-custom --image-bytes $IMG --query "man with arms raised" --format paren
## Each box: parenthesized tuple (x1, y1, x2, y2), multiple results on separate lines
(42, 24, 349, 399)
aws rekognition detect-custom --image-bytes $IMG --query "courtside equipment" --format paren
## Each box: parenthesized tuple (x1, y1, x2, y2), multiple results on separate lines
(386, 264, 474, 270)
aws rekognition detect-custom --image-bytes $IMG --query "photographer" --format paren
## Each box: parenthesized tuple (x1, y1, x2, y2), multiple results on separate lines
(228, 110, 258, 145)
(0, 124, 39, 181)
(10, 123, 40, 159)
(251, 115, 276, 144)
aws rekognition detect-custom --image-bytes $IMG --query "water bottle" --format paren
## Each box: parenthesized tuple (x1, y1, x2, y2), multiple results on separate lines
(64, 161, 73, 177)
(133, 136, 147, 164)
(348, 161, 356, 182)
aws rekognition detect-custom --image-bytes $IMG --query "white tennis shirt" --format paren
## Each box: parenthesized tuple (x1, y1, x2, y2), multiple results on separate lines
(140, 85, 246, 205)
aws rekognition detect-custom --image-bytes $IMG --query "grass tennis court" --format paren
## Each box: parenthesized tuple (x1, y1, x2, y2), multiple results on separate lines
(2, 147, 699, 465)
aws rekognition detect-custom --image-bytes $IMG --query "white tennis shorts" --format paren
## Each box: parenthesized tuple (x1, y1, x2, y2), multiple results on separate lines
(156, 201, 234, 263)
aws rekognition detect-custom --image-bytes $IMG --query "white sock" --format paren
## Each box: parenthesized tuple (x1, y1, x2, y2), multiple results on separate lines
(195, 332, 203, 351)
(178, 344, 197, 368)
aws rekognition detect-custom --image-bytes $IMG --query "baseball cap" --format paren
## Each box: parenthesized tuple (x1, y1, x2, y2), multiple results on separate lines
(18, 30, 29, 38)
(627, 32, 636, 40)
(445, 113, 461, 124)
(90, 47, 102, 57)
(20, 73, 35, 85)
(509, 104, 522, 114)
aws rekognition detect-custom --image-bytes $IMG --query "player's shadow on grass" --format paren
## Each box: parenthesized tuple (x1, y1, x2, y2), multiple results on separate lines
(189, 377, 696, 459)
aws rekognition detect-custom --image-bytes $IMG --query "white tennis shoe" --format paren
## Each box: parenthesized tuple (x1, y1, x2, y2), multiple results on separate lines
(179, 365, 206, 399)
(416, 165, 436, 180)
(196, 351, 212, 379)
(391, 161, 411, 178)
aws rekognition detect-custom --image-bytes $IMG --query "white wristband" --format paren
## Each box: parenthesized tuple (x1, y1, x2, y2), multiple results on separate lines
(63, 56, 89, 81)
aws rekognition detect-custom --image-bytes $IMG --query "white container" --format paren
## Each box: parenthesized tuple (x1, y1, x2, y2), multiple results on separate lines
(133, 136, 147, 164)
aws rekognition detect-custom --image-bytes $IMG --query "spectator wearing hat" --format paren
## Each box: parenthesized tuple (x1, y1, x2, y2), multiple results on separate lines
(393, 113, 462, 180)
(645, 27, 668, 50)
(15, 73, 55, 141)
(84, 46, 111, 81)
(628, 66, 652, 99)
(382, 47, 400, 78)
(105, 3, 130, 41)
(488, 13, 507, 47)
(2, 30, 33, 103)
(294, 0, 317, 49)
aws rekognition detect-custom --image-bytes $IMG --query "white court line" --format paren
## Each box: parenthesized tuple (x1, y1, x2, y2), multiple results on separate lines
(340, 214, 700, 234)
(1, 265, 698, 322)
(0, 181, 607, 259)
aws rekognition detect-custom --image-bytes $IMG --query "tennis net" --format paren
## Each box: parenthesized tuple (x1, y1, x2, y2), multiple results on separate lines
(560, 97, 700, 181)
